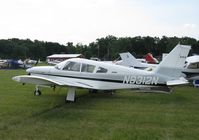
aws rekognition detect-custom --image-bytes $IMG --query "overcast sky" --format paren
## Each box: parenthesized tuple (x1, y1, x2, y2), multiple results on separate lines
(0, 0, 199, 44)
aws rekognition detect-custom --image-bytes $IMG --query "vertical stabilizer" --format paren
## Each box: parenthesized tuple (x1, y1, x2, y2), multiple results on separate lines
(119, 52, 143, 68)
(155, 44, 191, 78)
(145, 53, 159, 64)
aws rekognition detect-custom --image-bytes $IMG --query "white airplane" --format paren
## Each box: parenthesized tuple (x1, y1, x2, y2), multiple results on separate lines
(24, 59, 38, 65)
(12, 44, 190, 102)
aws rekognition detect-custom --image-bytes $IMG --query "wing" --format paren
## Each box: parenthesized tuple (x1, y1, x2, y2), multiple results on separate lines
(12, 75, 93, 89)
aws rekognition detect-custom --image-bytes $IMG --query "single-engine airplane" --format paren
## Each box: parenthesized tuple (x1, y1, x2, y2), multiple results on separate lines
(12, 44, 190, 102)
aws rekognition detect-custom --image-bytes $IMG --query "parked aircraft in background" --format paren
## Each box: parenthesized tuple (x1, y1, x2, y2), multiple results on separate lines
(7, 59, 32, 69)
(0, 59, 8, 68)
(183, 55, 199, 80)
(0, 59, 39, 69)
(12, 44, 190, 102)
(0, 59, 27, 69)
(24, 59, 38, 65)
(118, 46, 199, 81)
(116, 52, 157, 70)
(145, 53, 159, 64)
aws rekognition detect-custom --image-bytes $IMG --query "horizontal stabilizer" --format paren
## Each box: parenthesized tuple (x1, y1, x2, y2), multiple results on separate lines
(166, 77, 189, 86)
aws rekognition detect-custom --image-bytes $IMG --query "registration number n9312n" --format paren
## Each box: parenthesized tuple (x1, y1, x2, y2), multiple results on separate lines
(123, 75, 159, 85)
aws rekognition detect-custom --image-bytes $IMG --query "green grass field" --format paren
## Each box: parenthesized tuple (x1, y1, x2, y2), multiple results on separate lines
(0, 69, 199, 140)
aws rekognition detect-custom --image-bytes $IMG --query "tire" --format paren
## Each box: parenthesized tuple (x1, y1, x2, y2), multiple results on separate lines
(34, 90, 41, 96)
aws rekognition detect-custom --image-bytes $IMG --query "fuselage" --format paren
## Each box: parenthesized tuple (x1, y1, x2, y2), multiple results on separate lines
(26, 58, 173, 90)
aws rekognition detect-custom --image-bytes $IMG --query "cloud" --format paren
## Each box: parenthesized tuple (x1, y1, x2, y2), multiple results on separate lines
(183, 24, 197, 29)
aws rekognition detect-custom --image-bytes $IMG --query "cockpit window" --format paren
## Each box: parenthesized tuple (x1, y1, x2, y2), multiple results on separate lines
(187, 63, 199, 69)
(96, 67, 108, 73)
(63, 61, 80, 72)
(81, 63, 95, 73)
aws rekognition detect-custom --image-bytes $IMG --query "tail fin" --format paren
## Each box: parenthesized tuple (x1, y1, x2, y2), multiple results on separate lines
(155, 44, 191, 78)
(119, 52, 142, 67)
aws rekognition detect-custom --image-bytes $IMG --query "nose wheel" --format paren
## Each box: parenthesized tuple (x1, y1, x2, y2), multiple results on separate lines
(34, 86, 41, 96)
(34, 90, 41, 96)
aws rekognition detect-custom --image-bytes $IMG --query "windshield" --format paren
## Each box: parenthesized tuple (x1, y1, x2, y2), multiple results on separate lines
(54, 61, 66, 70)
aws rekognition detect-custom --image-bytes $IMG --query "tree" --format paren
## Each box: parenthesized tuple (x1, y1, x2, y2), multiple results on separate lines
(0, 36, 198, 61)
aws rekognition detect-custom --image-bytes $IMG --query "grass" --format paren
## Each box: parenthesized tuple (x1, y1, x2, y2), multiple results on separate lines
(0, 69, 199, 140)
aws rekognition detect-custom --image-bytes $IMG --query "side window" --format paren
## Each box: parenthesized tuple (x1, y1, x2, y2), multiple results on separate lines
(81, 63, 95, 73)
(96, 67, 108, 73)
(63, 61, 80, 72)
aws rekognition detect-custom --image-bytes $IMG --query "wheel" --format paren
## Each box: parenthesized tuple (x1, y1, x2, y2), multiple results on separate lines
(34, 90, 41, 96)
(110, 91, 115, 95)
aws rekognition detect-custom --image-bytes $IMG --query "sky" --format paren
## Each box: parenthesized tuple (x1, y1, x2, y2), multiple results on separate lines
(0, 0, 199, 44)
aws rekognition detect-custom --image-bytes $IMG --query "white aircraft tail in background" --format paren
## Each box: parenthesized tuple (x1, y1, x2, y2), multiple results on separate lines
(118, 52, 157, 69)
(118, 52, 143, 68)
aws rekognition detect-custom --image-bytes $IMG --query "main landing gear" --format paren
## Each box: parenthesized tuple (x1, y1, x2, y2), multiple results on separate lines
(65, 87, 76, 102)
(33, 85, 76, 102)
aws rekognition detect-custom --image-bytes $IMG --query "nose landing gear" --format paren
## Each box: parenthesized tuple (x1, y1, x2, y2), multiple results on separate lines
(34, 86, 41, 96)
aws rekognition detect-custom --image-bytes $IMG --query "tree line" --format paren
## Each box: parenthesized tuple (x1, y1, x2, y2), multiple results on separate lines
(0, 36, 199, 61)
